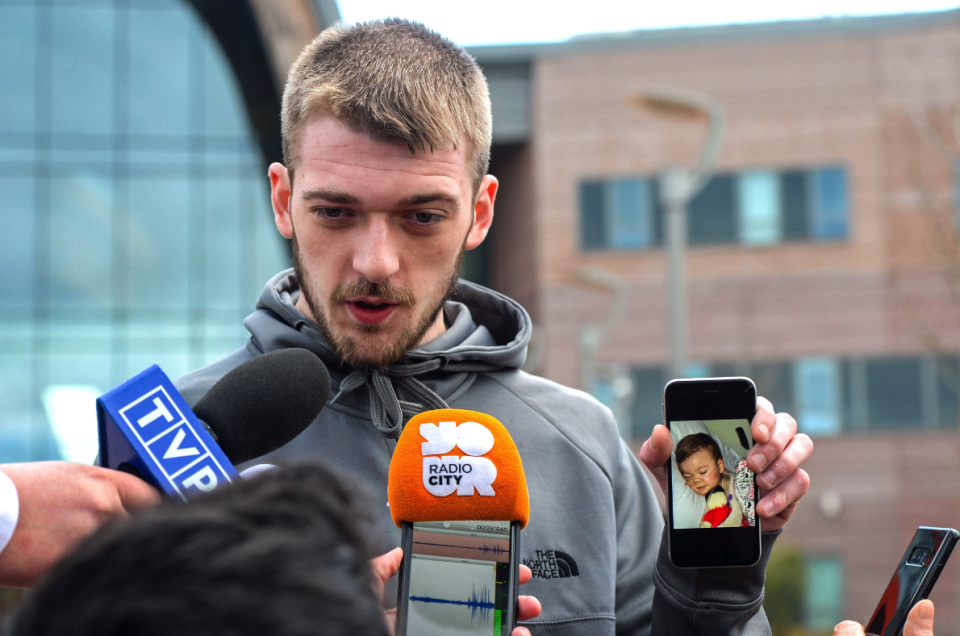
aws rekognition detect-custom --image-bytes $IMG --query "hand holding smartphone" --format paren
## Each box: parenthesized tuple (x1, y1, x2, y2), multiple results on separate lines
(865, 527, 958, 636)
(664, 377, 761, 568)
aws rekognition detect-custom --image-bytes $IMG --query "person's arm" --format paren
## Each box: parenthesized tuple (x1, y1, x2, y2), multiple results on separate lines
(636, 397, 812, 635)
(0, 462, 161, 588)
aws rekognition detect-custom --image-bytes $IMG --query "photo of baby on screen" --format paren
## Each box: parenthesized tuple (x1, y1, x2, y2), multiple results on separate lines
(671, 420, 756, 529)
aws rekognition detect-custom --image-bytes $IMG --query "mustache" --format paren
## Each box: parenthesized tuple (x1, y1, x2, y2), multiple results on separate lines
(331, 279, 416, 307)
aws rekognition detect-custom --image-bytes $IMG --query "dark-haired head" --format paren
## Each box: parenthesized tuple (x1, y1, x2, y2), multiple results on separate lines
(675, 433, 722, 465)
(7, 462, 388, 636)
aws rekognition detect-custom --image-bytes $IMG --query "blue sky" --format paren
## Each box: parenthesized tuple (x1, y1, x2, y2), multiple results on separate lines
(336, 0, 960, 46)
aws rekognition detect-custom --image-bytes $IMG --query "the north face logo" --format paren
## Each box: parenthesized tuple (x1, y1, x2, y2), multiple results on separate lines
(524, 549, 580, 579)
(420, 421, 497, 497)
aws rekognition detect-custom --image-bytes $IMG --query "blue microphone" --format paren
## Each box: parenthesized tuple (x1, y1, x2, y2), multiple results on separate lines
(97, 349, 331, 501)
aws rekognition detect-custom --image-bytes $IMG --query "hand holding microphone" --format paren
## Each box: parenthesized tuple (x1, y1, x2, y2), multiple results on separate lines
(387, 409, 540, 636)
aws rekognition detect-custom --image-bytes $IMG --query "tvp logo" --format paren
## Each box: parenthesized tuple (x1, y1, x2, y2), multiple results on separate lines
(388, 409, 531, 528)
(97, 365, 238, 501)
(421, 421, 497, 497)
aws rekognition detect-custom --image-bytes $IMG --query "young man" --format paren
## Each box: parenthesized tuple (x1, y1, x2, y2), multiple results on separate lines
(175, 19, 812, 635)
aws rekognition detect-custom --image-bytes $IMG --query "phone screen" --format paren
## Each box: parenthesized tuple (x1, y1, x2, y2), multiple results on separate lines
(405, 520, 513, 636)
(670, 419, 757, 530)
(665, 378, 761, 568)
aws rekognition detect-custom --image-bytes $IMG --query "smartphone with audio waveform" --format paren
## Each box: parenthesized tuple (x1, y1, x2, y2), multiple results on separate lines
(396, 519, 520, 636)
(865, 527, 959, 636)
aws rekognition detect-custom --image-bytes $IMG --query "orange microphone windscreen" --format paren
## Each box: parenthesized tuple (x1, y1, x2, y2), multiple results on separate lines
(388, 409, 530, 529)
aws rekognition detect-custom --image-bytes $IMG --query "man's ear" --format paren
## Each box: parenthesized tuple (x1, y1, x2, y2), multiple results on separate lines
(269, 163, 294, 239)
(465, 175, 497, 250)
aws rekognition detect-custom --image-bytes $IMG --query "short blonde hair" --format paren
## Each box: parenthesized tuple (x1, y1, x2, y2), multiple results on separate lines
(281, 19, 492, 193)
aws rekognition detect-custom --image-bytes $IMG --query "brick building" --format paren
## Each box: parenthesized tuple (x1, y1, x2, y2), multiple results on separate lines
(469, 10, 960, 632)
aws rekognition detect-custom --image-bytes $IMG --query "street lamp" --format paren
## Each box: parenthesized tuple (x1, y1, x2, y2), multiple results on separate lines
(632, 86, 725, 379)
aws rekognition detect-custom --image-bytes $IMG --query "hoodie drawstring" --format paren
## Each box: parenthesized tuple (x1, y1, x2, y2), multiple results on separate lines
(333, 361, 449, 438)
(298, 321, 450, 438)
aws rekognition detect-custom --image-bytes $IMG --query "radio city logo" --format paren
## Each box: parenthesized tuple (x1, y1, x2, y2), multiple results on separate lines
(420, 421, 497, 497)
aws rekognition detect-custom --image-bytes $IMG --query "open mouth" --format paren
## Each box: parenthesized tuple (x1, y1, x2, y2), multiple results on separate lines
(355, 300, 391, 310)
(346, 299, 398, 325)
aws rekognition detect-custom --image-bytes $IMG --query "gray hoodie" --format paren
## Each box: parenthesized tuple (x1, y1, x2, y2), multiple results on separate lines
(176, 269, 777, 636)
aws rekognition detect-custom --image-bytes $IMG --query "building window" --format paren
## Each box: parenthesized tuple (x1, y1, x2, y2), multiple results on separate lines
(810, 167, 849, 239)
(738, 170, 782, 245)
(804, 556, 843, 632)
(579, 166, 848, 252)
(688, 174, 736, 245)
(580, 179, 656, 251)
(794, 358, 841, 436)
(0, 1, 287, 462)
(866, 357, 924, 429)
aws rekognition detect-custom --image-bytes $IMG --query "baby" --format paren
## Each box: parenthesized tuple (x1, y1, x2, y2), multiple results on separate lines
(674, 433, 744, 528)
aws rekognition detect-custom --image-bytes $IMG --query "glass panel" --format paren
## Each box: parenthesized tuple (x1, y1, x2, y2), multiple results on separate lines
(793, 357, 841, 436)
(866, 357, 922, 428)
(750, 362, 793, 415)
(811, 167, 849, 239)
(127, 176, 190, 311)
(48, 173, 114, 309)
(688, 174, 736, 245)
(204, 178, 243, 310)
(580, 181, 605, 250)
(606, 179, 653, 249)
(0, 6, 36, 134)
(127, 5, 190, 137)
(203, 32, 246, 139)
(0, 355, 52, 463)
(938, 355, 960, 428)
(44, 353, 111, 463)
(51, 7, 113, 135)
(0, 177, 34, 308)
(781, 171, 809, 240)
(629, 366, 667, 442)
(804, 556, 843, 631)
(684, 361, 710, 378)
(738, 170, 781, 245)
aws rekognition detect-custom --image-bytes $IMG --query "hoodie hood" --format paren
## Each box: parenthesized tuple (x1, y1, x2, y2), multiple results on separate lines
(241, 269, 532, 434)
(246, 269, 530, 371)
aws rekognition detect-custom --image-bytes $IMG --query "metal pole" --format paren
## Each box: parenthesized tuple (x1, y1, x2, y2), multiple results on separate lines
(662, 169, 689, 379)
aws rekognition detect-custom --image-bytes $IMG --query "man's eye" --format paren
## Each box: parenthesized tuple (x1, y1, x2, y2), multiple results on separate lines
(409, 211, 440, 225)
(316, 207, 350, 219)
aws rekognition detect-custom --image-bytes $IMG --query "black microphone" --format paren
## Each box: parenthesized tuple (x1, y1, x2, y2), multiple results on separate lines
(192, 348, 332, 465)
(98, 348, 330, 499)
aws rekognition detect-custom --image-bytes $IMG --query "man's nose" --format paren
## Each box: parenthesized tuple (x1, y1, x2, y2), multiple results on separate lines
(352, 218, 400, 283)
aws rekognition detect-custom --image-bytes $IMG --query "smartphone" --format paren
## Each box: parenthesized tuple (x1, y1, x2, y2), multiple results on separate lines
(865, 526, 959, 636)
(395, 519, 520, 636)
(664, 377, 761, 568)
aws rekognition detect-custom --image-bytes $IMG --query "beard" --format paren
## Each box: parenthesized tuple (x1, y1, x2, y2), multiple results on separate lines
(291, 232, 464, 370)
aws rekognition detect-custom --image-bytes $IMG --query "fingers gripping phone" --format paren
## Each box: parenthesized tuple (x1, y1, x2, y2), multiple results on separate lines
(865, 527, 959, 636)
(664, 377, 762, 568)
(396, 519, 521, 636)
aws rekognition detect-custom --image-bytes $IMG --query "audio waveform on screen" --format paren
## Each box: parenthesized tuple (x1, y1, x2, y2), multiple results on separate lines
(413, 540, 510, 556)
(410, 583, 495, 623)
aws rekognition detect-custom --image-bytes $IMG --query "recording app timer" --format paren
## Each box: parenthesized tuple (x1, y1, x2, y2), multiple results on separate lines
(407, 520, 512, 636)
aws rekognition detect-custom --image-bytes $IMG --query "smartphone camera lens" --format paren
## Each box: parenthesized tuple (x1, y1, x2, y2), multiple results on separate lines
(908, 547, 932, 566)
